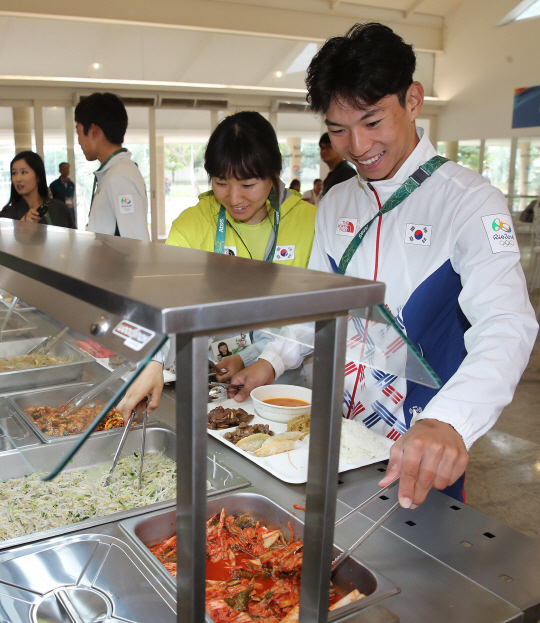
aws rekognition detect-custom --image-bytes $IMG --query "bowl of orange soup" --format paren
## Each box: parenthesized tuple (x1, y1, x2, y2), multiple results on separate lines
(251, 385, 312, 423)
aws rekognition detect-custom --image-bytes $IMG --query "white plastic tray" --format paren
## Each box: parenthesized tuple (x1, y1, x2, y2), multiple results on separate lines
(207, 398, 394, 484)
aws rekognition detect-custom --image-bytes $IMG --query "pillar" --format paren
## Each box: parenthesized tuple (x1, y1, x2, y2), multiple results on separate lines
(269, 112, 277, 131)
(34, 103, 44, 159)
(519, 141, 531, 211)
(508, 137, 518, 213)
(444, 141, 458, 163)
(478, 139, 486, 175)
(65, 106, 78, 227)
(149, 107, 158, 242)
(156, 135, 166, 239)
(287, 137, 302, 187)
(12, 107, 32, 154)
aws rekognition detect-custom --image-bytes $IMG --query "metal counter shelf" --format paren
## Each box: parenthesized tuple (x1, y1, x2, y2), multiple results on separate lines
(0, 426, 250, 553)
(0, 337, 94, 393)
(120, 490, 400, 622)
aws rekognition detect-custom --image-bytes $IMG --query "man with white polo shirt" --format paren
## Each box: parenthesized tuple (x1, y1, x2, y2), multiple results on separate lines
(227, 22, 538, 507)
(75, 92, 149, 241)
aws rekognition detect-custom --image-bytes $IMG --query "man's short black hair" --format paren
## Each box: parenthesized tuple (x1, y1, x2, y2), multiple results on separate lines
(59, 162, 69, 169)
(306, 22, 416, 113)
(74, 92, 128, 144)
(319, 133, 331, 147)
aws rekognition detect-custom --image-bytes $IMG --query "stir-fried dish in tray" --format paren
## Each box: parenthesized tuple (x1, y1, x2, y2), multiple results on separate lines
(24, 400, 124, 436)
(149, 509, 364, 622)
(0, 353, 72, 373)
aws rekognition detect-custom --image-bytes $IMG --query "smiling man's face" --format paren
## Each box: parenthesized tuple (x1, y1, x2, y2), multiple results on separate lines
(325, 82, 424, 181)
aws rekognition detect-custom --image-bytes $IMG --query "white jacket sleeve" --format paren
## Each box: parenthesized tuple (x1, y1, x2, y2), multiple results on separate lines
(106, 173, 150, 241)
(258, 209, 332, 375)
(415, 187, 538, 449)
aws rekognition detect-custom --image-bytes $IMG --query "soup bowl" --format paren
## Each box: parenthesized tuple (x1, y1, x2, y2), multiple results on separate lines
(250, 384, 312, 423)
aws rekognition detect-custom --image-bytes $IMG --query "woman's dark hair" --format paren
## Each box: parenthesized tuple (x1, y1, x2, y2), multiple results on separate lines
(204, 111, 282, 187)
(6, 151, 49, 207)
(75, 92, 128, 144)
(306, 22, 416, 113)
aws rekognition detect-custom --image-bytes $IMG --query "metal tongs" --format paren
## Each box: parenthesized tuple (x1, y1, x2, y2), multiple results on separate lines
(62, 361, 134, 417)
(104, 397, 148, 489)
(332, 477, 400, 573)
(25, 326, 69, 355)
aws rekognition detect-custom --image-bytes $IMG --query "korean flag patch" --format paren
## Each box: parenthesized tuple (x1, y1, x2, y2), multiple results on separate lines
(274, 245, 295, 261)
(404, 223, 432, 246)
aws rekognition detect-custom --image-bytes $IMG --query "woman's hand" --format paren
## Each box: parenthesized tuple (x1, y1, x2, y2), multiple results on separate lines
(117, 360, 164, 424)
(215, 354, 244, 382)
(21, 208, 40, 223)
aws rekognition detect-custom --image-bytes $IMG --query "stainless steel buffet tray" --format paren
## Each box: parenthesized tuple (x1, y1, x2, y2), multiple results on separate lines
(0, 337, 93, 392)
(0, 396, 40, 451)
(120, 491, 400, 622)
(0, 427, 250, 552)
(0, 532, 176, 622)
(0, 310, 37, 338)
(7, 382, 139, 443)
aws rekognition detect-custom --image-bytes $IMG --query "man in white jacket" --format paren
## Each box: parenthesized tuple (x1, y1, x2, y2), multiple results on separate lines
(228, 23, 538, 506)
(75, 92, 150, 241)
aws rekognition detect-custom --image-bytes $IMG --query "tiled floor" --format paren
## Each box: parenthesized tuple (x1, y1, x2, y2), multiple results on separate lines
(466, 233, 540, 538)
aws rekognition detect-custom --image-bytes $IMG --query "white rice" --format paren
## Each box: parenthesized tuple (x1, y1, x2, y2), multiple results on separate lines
(305, 419, 388, 465)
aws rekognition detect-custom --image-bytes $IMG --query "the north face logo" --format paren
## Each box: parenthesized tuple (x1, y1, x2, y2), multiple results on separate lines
(336, 217, 357, 236)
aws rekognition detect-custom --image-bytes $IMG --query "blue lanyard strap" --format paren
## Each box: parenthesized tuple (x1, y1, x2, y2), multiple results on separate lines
(214, 187, 281, 262)
(338, 155, 448, 275)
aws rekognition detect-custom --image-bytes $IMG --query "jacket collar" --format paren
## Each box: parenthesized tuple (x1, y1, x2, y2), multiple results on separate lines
(94, 149, 132, 179)
(356, 128, 437, 204)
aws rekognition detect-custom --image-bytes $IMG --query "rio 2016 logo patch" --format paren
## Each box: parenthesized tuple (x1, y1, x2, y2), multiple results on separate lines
(118, 194, 134, 214)
(482, 214, 519, 254)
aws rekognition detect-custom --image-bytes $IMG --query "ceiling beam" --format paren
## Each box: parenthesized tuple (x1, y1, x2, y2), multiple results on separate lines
(404, 0, 425, 19)
(0, 0, 444, 52)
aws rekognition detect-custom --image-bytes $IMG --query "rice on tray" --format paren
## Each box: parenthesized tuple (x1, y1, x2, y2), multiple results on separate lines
(305, 419, 388, 464)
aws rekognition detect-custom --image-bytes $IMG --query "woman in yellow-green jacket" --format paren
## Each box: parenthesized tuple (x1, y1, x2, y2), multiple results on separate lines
(117, 111, 316, 420)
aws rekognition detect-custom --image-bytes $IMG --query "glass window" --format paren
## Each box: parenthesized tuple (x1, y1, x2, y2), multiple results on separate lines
(484, 139, 511, 195)
(457, 140, 481, 172)
(514, 138, 540, 212)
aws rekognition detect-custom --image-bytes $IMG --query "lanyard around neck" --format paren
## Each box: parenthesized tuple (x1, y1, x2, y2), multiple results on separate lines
(338, 155, 448, 275)
(214, 188, 281, 263)
(89, 148, 128, 211)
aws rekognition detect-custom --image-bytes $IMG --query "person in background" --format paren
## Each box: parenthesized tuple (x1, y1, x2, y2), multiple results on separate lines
(75, 92, 149, 240)
(302, 178, 323, 206)
(289, 179, 301, 192)
(217, 342, 233, 361)
(116, 111, 317, 420)
(0, 151, 75, 228)
(49, 162, 76, 224)
(319, 132, 356, 196)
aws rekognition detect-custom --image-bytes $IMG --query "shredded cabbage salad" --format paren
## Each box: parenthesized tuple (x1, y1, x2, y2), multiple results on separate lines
(0, 452, 178, 541)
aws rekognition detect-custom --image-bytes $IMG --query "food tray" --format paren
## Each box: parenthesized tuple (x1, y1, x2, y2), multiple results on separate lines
(7, 382, 140, 444)
(0, 397, 40, 451)
(207, 398, 394, 484)
(0, 426, 250, 552)
(0, 295, 35, 312)
(120, 491, 400, 622)
(0, 310, 37, 338)
(0, 532, 176, 622)
(0, 337, 94, 393)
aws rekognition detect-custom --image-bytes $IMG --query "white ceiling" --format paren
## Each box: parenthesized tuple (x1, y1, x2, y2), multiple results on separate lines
(328, 0, 467, 17)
